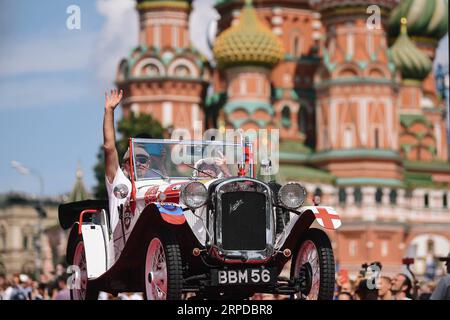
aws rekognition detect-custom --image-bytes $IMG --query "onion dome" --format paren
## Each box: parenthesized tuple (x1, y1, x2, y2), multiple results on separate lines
(390, 18, 432, 81)
(310, 0, 398, 12)
(389, 0, 448, 41)
(136, 0, 192, 10)
(213, 0, 284, 68)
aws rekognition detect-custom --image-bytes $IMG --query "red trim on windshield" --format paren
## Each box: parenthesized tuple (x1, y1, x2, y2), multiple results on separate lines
(129, 138, 137, 213)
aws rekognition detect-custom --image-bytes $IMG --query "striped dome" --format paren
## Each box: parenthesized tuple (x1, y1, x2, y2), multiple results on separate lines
(390, 18, 433, 81)
(213, 0, 284, 68)
(136, 0, 192, 10)
(389, 0, 448, 41)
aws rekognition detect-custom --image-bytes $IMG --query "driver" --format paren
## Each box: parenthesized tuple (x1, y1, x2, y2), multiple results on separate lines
(194, 151, 232, 178)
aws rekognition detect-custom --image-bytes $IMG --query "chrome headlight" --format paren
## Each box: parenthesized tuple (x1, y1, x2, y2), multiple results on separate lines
(180, 182, 208, 209)
(278, 183, 307, 209)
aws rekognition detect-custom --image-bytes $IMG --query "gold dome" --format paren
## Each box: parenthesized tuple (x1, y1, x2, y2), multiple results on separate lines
(213, 0, 284, 69)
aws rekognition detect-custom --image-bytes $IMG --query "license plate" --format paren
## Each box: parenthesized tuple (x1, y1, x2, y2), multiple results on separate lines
(213, 268, 274, 285)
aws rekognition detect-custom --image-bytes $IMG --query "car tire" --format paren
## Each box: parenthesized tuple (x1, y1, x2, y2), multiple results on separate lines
(69, 237, 99, 300)
(143, 230, 183, 300)
(290, 228, 335, 300)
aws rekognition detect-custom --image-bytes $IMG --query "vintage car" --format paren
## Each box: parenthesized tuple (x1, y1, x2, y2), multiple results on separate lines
(58, 138, 341, 300)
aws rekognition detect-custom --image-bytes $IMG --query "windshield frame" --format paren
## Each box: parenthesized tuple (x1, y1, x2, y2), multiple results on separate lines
(130, 138, 248, 181)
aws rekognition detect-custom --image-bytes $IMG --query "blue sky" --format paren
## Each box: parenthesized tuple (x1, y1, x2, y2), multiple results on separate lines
(0, 0, 448, 197)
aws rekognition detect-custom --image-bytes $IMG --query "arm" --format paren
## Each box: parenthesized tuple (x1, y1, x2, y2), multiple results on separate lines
(429, 277, 446, 300)
(214, 151, 232, 177)
(103, 89, 123, 184)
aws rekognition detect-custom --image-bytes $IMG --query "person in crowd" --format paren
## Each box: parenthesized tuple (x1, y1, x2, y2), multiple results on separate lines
(32, 282, 48, 300)
(337, 292, 353, 300)
(378, 276, 393, 300)
(53, 274, 70, 300)
(354, 279, 378, 300)
(391, 273, 413, 300)
(430, 253, 450, 300)
(4, 274, 28, 300)
(418, 281, 435, 300)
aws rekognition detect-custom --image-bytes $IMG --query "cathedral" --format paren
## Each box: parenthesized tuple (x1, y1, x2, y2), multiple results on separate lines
(116, 0, 450, 277)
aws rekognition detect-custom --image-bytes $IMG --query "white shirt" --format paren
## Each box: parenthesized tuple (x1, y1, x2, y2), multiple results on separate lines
(105, 167, 131, 240)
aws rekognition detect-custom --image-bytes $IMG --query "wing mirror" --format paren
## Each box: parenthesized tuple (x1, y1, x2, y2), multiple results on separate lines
(113, 184, 129, 199)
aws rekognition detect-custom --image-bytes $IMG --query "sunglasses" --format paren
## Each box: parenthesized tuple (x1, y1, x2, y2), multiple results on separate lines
(135, 156, 149, 164)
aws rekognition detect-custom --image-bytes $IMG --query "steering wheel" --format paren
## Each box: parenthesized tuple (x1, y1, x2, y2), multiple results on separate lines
(193, 158, 224, 178)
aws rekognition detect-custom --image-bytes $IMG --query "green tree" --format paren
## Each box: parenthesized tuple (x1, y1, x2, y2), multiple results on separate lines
(93, 113, 165, 199)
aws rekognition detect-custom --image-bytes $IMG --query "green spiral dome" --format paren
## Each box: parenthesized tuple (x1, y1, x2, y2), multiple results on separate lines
(389, 0, 448, 41)
(391, 18, 433, 81)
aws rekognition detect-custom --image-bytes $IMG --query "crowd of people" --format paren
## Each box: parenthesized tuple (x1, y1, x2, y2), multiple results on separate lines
(0, 266, 145, 300)
(1, 256, 448, 300)
(334, 256, 450, 300)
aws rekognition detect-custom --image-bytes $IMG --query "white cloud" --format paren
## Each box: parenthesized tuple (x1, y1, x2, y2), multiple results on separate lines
(94, 0, 139, 84)
(190, 0, 220, 59)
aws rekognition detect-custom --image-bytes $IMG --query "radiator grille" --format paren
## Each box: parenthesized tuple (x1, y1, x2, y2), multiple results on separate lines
(220, 192, 266, 250)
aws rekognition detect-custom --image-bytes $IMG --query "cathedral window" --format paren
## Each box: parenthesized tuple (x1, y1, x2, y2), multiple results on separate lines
(240, 79, 247, 95)
(389, 189, 397, 205)
(344, 126, 353, 148)
(144, 64, 160, 76)
(346, 22, 354, 57)
(281, 106, 291, 128)
(172, 26, 179, 48)
(23, 235, 29, 250)
(0, 226, 6, 250)
(374, 128, 380, 148)
(174, 65, 190, 77)
(291, 33, 301, 57)
(349, 240, 357, 257)
(298, 106, 307, 134)
(338, 188, 346, 205)
(375, 187, 383, 204)
(354, 187, 363, 205)
(381, 240, 389, 257)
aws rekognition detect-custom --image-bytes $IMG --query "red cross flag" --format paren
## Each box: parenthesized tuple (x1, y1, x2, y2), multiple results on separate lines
(301, 206, 342, 230)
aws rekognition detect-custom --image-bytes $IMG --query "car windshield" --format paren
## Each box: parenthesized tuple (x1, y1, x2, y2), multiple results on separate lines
(131, 139, 245, 181)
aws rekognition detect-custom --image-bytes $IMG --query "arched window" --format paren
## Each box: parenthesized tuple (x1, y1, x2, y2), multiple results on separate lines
(281, 106, 291, 128)
(354, 187, 363, 205)
(23, 235, 29, 250)
(374, 128, 380, 148)
(344, 127, 353, 148)
(338, 188, 347, 205)
(291, 33, 302, 57)
(375, 187, 383, 204)
(349, 240, 357, 257)
(0, 226, 6, 250)
(298, 106, 307, 134)
(424, 193, 429, 208)
(174, 65, 190, 77)
(389, 189, 397, 205)
(144, 64, 160, 76)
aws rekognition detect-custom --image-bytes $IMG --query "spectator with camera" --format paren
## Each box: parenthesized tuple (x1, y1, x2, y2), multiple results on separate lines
(430, 253, 450, 300)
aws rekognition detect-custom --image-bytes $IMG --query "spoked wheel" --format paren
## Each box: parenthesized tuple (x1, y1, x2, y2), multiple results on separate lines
(70, 238, 99, 300)
(291, 228, 335, 300)
(144, 231, 183, 300)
